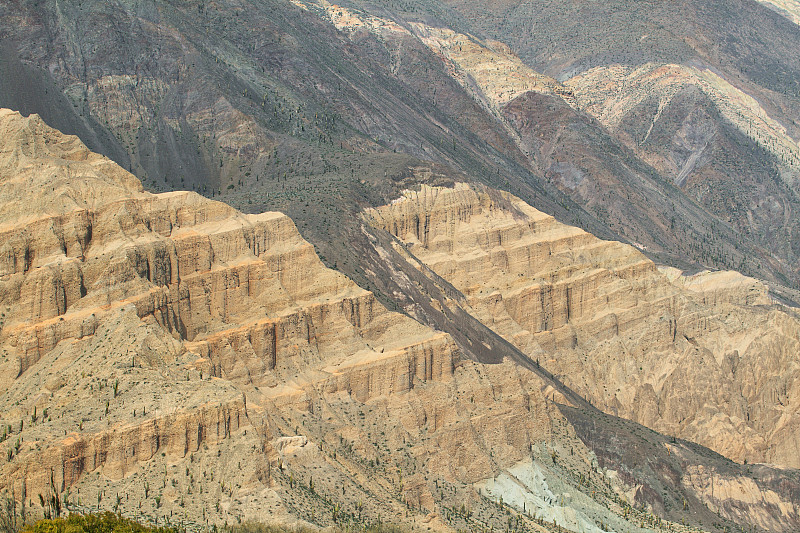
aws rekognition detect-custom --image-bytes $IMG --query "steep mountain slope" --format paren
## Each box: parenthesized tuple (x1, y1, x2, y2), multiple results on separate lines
(0, 0, 592, 215)
(365, 184, 800, 469)
(3, 0, 800, 293)
(440, 0, 800, 92)
(1, 0, 800, 528)
(566, 65, 800, 278)
(299, 0, 800, 291)
(759, 0, 800, 24)
(0, 0, 620, 300)
(2, 110, 800, 533)
(437, 0, 800, 288)
(0, 107, 453, 528)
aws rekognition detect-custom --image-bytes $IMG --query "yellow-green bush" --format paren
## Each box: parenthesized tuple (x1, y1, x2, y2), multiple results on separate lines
(22, 513, 176, 533)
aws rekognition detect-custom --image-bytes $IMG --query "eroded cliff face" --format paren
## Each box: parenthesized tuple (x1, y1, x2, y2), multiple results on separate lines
(365, 184, 800, 470)
(567, 64, 800, 183)
(0, 109, 454, 385)
(0, 109, 661, 533)
(563, 63, 800, 283)
(0, 109, 472, 527)
(2, 109, 799, 533)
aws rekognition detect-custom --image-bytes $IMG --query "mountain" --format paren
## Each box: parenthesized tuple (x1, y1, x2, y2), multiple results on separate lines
(438, 0, 800, 287)
(2, 0, 800, 532)
(365, 184, 800, 469)
(2, 0, 800, 292)
(1, 109, 799, 533)
(759, 0, 800, 25)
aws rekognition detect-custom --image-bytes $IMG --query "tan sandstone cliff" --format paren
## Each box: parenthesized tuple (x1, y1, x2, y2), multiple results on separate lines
(365, 183, 800, 469)
(0, 108, 465, 526)
(1, 109, 798, 533)
(0, 110, 622, 533)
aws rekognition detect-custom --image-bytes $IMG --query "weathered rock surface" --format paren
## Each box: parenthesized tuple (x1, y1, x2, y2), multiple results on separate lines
(0, 109, 454, 388)
(0, 109, 466, 527)
(2, 109, 799, 533)
(366, 184, 800, 469)
(6, 0, 800, 298)
(562, 64, 800, 283)
(567, 64, 800, 184)
(436, 0, 800, 289)
(758, 0, 800, 25)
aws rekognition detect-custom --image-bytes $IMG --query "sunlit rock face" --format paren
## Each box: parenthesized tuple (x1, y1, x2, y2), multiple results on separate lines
(367, 183, 800, 469)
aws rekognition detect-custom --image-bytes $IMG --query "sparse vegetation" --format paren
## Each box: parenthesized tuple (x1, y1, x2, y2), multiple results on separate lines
(21, 513, 176, 533)
(0, 4, 799, 533)
(228, 522, 407, 533)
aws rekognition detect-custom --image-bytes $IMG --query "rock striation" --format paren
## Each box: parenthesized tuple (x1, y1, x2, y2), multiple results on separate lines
(562, 63, 800, 286)
(566, 63, 800, 189)
(0, 109, 458, 515)
(1, 109, 799, 533)
(366, 183, 800, 469)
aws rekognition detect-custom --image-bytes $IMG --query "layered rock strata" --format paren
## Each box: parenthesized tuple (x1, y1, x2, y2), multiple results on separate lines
(365, 184, 800, 469)
(0, 109, 458, 511)
(566, 63, 800, 188)
(2, 109, 798, 533)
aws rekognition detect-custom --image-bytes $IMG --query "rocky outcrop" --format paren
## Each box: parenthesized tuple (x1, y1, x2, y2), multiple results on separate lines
(293, 0, 572, 114)
(0, 110, 460, 521)
(681, 463, 800, 532)
(13, 396, 247, 496)
(407, 24, 574, 110)
(0, 110, 449, 385)
(366, 184, 800, 470)
(2, 109, 798, 533)
(566, 63, 800, 189)
(757, 0, 800, 25)
(562, 63, 800, 286)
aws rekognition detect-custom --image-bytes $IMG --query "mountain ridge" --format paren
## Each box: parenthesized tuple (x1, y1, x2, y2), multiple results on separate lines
(2, 0, 800, 531)
(3, 0, 800, 291)
(1, 108, 799, 532)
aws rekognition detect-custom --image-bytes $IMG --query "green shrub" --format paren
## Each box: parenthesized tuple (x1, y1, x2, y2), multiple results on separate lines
(22, 513, 176, 533)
